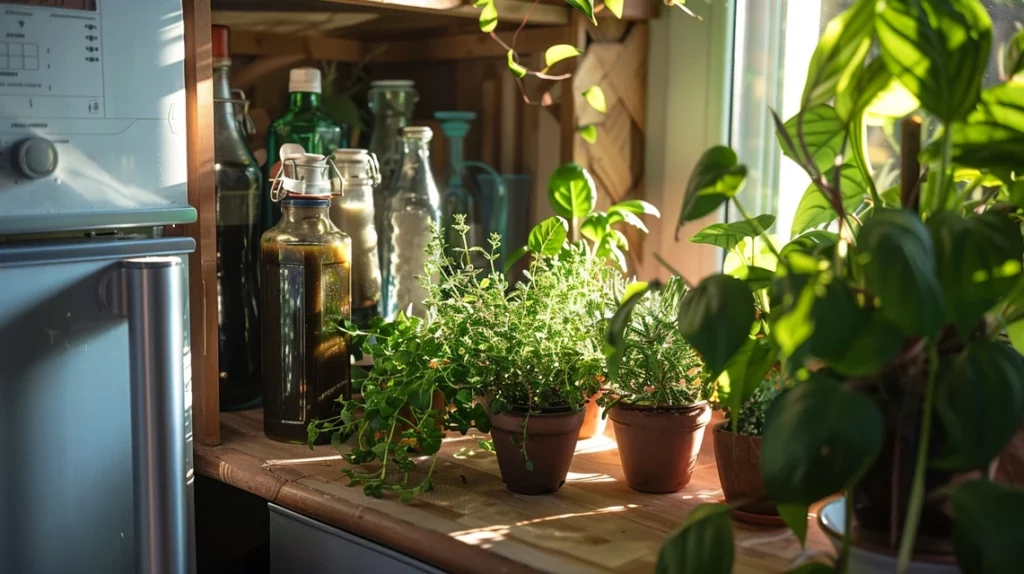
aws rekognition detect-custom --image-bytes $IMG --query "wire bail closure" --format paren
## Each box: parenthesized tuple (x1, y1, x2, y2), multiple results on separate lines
(269, 145, 342, 202)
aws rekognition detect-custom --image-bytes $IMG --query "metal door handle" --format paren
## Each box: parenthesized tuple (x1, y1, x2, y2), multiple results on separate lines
(100, 257, 189, 574)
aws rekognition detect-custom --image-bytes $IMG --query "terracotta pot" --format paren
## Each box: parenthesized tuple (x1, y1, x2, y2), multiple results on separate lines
(488, 408, 585, 495)
(578, 390, 606, 440)
(713, 422, 777, 517)
(610, 401, 711, 493)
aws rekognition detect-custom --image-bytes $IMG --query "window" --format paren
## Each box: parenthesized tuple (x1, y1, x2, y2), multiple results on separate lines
(729, 0, 1024, 241)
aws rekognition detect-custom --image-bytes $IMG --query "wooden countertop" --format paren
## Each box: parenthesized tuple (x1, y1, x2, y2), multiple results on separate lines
(196, 410, 831, 574)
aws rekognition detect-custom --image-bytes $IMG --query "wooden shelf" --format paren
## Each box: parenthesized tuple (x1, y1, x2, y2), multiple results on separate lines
(196, 409, 831, 574)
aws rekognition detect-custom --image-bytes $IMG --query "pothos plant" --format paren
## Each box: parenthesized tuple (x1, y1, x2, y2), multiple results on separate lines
(607, 1, 1024, 573)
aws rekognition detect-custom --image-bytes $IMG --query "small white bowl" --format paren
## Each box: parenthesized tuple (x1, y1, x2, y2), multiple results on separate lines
(817, 497, 961, 574)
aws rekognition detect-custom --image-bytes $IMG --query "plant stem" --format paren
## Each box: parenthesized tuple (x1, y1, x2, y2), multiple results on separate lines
(954, 173, 985, 209)
(896, 341, 939, 574)
(934, 127, 955, 213)
(840, 487, 853, 574)
(731, 198, 783, 262)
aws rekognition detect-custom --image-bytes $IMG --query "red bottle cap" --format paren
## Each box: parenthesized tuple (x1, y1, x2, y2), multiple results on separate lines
(212, 25, 230, 59)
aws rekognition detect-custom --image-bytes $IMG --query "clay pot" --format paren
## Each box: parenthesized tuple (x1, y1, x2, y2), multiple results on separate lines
(578, 390, 606, 440)
(488, 408, 585, 495)
(609, 401, 711, 493)
(713, 422, 777, 517)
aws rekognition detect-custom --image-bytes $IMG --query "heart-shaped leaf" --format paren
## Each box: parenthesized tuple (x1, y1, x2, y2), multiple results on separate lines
(876, 0, 992, 123)
(761, 374, 885, 505)
(611, 199, 661, 217)
(717, 337, 777, 433)
(578, 124, 597, 143)
(835, 58, 892, 123)
(656, 503, 733, 574)
(564, 0, 597, 25)
(690, 214, 776, 251)
(778, 503, 809, 547)
(678, 274, 756, 377)
(802, 0, 874, 108)
(583, 86, 608, 114)
(678, 146, 747, 225)
(477, 0, 498, 33)
(544, 44, 582, 68)
(548, 163, 597, 219)
(604, 0, 624, 19)
(527, 216, 568, 256)
(791, 162, 867, 236)
(857, 209, 945, 336)
(939, 83, 1024, 175)
(777, 104, 847, 173)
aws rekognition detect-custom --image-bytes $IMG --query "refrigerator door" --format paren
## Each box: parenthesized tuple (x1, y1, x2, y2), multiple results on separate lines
(0, 236, 194, 574)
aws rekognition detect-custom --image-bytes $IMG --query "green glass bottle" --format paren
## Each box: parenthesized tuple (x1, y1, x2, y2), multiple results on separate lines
(262, 67, 348, 232)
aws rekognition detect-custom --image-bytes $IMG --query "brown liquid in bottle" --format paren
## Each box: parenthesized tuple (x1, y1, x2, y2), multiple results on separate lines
(261, 237, 351, 444)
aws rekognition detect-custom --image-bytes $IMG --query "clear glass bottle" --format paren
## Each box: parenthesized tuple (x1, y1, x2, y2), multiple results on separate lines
(384, 127, 441, 319)
(368, 80, 417, 310)
(212, 25, 263, 411)
(262, 67, 348, 233)
(330, 149, 382, 328)
(260, 146, 351, 444)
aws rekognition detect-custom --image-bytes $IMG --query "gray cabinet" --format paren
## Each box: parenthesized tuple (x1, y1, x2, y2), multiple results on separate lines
(268, 504, 446, 574)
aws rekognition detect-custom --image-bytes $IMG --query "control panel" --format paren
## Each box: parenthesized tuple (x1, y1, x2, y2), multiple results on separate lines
(0, 0, 190, 234)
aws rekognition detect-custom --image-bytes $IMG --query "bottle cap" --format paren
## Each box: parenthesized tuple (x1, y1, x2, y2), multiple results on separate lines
(289, 67, 322, 94)
(402, 126, 433, 141)
(370, 79, 415, 89)
(331, 149, 381, 192)
(270, 144, 337, 201)
(211, 25, 230, 60)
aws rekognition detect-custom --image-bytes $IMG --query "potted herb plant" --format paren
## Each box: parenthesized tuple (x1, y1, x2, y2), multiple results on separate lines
(610, 1, 1024, 572)
(600, 276, 713, 493)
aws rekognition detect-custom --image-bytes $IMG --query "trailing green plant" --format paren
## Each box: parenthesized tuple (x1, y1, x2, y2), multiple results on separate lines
(606, 1, 1024, 573)
(714, 370, 787, 438)
(599, 276, 711, 409)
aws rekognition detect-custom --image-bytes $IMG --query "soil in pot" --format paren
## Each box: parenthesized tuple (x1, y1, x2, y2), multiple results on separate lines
(712, 422, 779, 520)
(578, 390, 606, 440)
(488, 407, 585, 495)
(610, 401, 711, 493)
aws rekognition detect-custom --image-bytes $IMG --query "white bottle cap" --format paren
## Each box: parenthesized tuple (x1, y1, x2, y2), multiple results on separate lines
(289, 67, 322, 94)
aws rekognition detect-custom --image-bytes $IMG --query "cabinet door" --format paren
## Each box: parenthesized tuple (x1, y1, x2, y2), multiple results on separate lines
(269, 504, 445, 574)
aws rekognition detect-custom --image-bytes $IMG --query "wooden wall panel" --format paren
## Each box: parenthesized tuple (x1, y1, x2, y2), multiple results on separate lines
(184, 0, 221, 445)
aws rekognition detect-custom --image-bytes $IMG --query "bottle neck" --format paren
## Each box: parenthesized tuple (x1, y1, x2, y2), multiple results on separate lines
(213, 62, 252, 161)
(289, 91, 321, 110)
(280, 199, 332, 223)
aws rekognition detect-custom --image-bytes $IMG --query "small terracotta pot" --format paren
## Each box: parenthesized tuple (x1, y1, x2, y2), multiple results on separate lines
(488, 408, 585, 495)
(713, 421, 777, 517)
(578, 390, 606, 440)
(609, 401, 711, 493)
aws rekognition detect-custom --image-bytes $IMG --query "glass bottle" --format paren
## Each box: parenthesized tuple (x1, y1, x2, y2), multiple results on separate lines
(384, 127, 441, 320)
(260, 145, 351, 444)
(262, 67, 348, 233)
(330, 149, 382, 328)
(368, 80, 417, 311)
(212, 25, 263, 410)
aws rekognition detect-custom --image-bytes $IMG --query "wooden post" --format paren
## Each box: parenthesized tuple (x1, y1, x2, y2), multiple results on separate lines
(183, 0, 221, 445)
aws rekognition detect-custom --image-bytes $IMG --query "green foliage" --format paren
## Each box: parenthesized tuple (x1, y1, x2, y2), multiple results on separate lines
(601, 277, 711, 408)
(656, 504, 733, 574)
(544, 44, 582, 68)
(716, 368, 786, 437)
(677, 275, 756, 378)
(476, 0, 498, 33)
(951, 480, 1024, 573)
(678, 146, 747, 225)
(548, 163, 597, 220)
(790, 162, 866, 236)
(801, 0, 875, 108)
(583, 86, 608, 114)
(689, 215, 776, 251)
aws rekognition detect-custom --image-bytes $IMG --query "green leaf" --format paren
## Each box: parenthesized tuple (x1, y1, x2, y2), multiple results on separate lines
(506, 50, 526, 79)
(790, 162, 867, 236)
(801, 0, 874, 108)
(729, 265, 776, 291)
(527, 217, 568, 256)
(478, 0, 498, 33)
(772, 280, 816, 357)
(761, 374, 885, 505)
(581, 213, 609, 242)
(835, 58, 892, 123)
(825, 315, 905, 377)
(876, 0, 992, 123)
(780, 230, 839, 260)
(605, 0, 624, 19)
(1006, 29, 1024, 81)
(605, 281, 661, 382)
(857, 209, 945, 336)
(718, 337, 777, 425)
(677, 275, 756, 377)
(777, 104, 846, 173)
(928, 211, 1024, 335)
(578, 124, 597, 144)
(503, 245, 528, 272)
(548, 163, 597, 219)
(942, 83, 1024, 175)
(583, 86, 608, 114)
(932, 341, 1024, 471)
(608, 207, 649, 233)
(611, 199, 661, 217)
(564, 0, 597, 25)
(951, 480, 1024, 573)
(806, 280, 866, 362)
(777, 503, 809, 547)
(678, 146, 747, 224)
(656, 503, 733, 574)
(690, 215, 776, 251)
(544, 44, 582, 68)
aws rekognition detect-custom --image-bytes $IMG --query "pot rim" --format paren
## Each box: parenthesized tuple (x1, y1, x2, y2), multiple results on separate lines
(712, 420, 763, 438)
(611, 399, 710, 413)
(489, 405, 586, 419)
(817, 496, 957, 565)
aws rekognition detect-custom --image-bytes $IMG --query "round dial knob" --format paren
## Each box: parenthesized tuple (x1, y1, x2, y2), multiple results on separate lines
(16, 137, 59, 179)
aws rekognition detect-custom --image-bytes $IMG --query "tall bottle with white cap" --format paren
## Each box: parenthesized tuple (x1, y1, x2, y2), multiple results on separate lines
(330, 148, 382, 328)
(262, 67, 348, 232)
(384, 127, 441, 319)
(260, 144, 351, 443)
